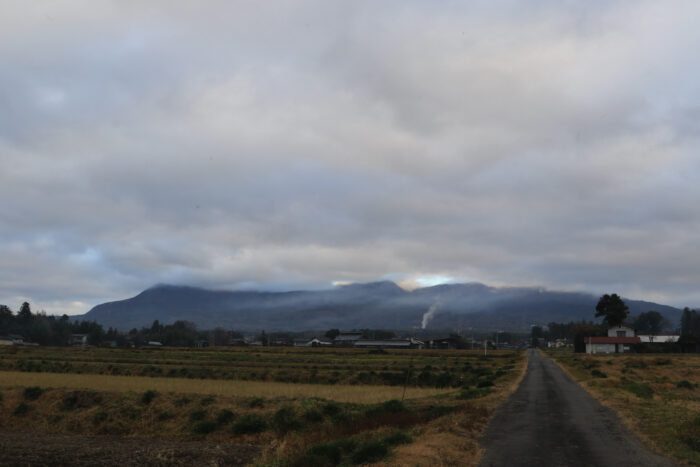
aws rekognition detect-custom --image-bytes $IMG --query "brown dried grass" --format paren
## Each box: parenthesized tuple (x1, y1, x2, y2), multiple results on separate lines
(0, 370, 450, 403)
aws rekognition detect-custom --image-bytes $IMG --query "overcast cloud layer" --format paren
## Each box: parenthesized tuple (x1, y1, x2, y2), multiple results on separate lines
(2, 1, 700, 315)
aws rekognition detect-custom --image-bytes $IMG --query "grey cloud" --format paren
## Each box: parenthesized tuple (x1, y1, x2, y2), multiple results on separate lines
(2, 1, 700, 315)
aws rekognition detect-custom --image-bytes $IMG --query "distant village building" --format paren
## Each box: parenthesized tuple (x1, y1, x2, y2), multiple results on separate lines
(294, 337, 333, 347)
(586, 326, 640, 354)
(547, 339, 569, 349)
(70, 334, 88, 346)
(429, 337, 458, 350)
(227, 338, 249, 346)
(353, 338, 424, 349)
(0, 336, 16, 346)
(333, 332, 363, 347)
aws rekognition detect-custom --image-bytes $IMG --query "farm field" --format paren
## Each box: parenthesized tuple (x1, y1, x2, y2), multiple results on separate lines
(0, 346, 526, 466)
(1, 345, 511, 387)
(547, 349, 700, 465)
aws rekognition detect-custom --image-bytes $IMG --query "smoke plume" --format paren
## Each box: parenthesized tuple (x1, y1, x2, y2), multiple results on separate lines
(421, 300, 441, 329)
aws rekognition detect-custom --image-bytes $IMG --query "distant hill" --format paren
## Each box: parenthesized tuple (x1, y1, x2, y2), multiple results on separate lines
(81, 281, 682, 332)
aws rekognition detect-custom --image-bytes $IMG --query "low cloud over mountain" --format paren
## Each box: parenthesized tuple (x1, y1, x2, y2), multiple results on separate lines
(82, 281, 681, 333)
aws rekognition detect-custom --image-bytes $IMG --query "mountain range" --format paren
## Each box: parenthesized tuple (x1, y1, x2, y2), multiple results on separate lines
(80, 282, 682, 333)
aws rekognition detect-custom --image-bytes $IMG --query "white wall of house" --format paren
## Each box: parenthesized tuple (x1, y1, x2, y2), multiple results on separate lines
(638, 335, 679, 343)
(586, 343, 616, 354)
(608, 326, 635, 337)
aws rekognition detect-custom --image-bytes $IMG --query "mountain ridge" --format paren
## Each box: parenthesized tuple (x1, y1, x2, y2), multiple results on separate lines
(80, 281, 682, 332)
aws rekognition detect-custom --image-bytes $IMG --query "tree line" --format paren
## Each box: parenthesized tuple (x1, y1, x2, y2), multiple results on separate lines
(0, 302, 108, 346)
(0, 302, 247, 347)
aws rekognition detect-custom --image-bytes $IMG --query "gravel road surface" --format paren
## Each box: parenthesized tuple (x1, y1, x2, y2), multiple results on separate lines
(479, 349, 675, 467)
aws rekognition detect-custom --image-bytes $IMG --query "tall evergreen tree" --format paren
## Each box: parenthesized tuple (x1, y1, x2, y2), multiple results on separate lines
(595, 294, 629, 327)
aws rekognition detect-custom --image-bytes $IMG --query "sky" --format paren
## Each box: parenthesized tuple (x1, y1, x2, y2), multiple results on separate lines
(2, 1, 700, 315)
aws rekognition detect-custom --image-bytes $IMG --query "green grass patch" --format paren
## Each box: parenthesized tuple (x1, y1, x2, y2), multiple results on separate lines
(621, 380, 654, 399)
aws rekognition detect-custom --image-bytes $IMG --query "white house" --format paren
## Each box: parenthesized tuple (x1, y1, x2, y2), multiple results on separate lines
(586, 326, 640, 354)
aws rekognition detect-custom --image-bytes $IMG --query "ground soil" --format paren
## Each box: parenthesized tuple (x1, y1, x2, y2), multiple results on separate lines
(0, 430, 261, 466)
(479, 349, 676, 467)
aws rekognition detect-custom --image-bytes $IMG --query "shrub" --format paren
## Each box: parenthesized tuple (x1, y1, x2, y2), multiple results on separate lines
(141, 390, 158, 405)
(60, 391, 103, 410)
(677, 380, 696, 389)
(379, 399, 405, 413)
(13, 402, 30, 416)
(364, 399, 407, 418)
(119, 405, 142, 420)
(321, 401, 349, 422)
(248, 397, 264, 408)
(215, 409, 236, 425)
(477, 380, 494, 388)
(188, 409, 207, 422)
(322, 401, 342, 416)
(200, 396, 215, 406)
(383, 431, 412, 446)
(350, 440, 389, 464)
(624, 359, 648, 369)
(680, 416, 700, 452)
(581, 360, 601, 370)
(303, 407, 324, 423)
(435, 372, 454, 388)
(92, 411, 108, 425)
(273, 406, 302, 433)
(653, 358, 671, 366)
(192, 420, 218, 435)
(591, 369, 607, 378)
(458, 387, 491, 399)
(23, 386, 44, 401)
(300, 438, 357, 466)
(174, 396, 191, 407)
(157, 411, 174, 421)
(232, 414, 267, 434)
(427, 405, 452, 418)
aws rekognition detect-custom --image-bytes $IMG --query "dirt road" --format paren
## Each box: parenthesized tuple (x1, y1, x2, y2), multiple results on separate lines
(479, 349, 675, 467)
(0, 430, 260, 466)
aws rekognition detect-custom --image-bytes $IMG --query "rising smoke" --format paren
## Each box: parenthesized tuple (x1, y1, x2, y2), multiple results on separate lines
(421, 300, 441, 329)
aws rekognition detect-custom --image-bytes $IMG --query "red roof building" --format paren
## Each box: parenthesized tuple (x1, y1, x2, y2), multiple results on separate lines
(586, 336, 640, 354)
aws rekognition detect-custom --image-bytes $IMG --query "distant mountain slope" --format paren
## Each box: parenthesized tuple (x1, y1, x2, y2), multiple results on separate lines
(81, 282, 682, 332)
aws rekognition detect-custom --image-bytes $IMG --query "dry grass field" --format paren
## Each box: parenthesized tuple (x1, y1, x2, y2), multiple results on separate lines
(0, 371, 450, 403)
(548, 349, 700, 465)
(0, 346, 527, 466)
